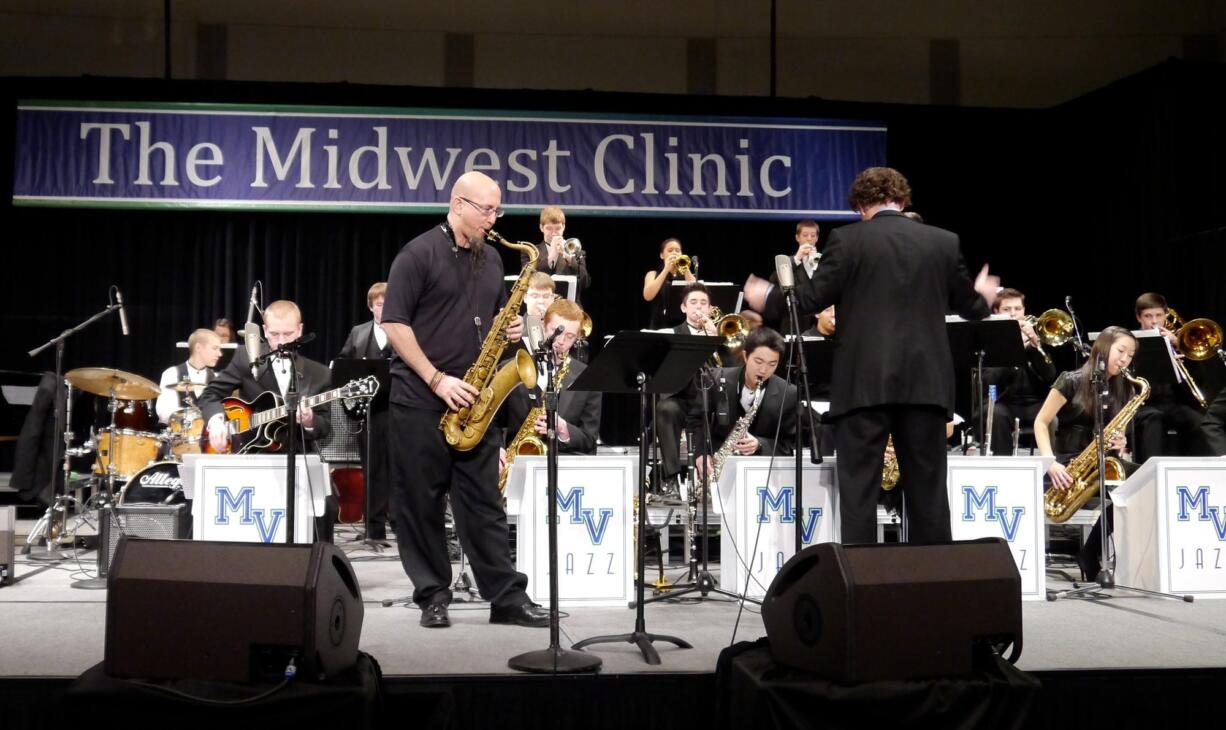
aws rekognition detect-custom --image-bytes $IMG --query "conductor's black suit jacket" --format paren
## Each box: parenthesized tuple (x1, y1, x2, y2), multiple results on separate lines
(768, 209, 989, 419)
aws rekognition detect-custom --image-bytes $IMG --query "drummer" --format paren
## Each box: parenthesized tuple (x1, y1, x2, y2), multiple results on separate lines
(156, 328, 222, 423)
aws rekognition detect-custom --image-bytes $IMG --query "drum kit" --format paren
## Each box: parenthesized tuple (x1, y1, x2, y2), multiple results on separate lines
(63, 367, 199, 505)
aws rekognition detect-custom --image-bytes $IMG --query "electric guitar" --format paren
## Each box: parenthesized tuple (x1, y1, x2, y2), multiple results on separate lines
(203, 376, 379, 454)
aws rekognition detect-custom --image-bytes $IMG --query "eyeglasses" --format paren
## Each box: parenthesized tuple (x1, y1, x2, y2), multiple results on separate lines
(458, 196, 504, 219)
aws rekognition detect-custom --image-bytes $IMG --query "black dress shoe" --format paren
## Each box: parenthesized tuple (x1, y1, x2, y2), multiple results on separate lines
(420, 603, 451, 628)
(489, 601, 550, 627)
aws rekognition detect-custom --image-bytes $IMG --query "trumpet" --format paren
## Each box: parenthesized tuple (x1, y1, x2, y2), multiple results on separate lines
(1022, 309, 1074, 364)
(674, 253, 692, 277)
(561, 237, 582, 257)
(1164, 308, 1223, 409)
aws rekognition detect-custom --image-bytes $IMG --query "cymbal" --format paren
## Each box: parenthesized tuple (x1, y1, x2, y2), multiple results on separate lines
(65, 367, 160, 401)
(165, 379, 201, 393)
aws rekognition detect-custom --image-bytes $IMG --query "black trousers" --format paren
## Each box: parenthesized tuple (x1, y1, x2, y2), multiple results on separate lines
(358, 406, 390, 535)
(833, 404, 951, 544)
(1135, 401, 1206, 462)
(990, 399, 1043, 456)
(389, 405, 528, 609)
(1204, 386, 1226, 456)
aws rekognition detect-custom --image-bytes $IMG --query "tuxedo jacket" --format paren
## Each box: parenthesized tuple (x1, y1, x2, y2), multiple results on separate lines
(708, 368, 797, 456)
(338, 320, 390, 360)
(502, 357, 601, 454)
(768, 210, 989, 418)
(199, 346, 333, 445)
(521, 242, 591, 293)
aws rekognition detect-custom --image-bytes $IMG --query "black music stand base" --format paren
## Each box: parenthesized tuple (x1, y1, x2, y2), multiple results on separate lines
(509, 646, 603, 674)
(572, 630, 692, 667)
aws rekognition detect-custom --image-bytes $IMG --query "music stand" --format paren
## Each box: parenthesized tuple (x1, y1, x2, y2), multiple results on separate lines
(332, 358, 390, 548)
(1124, 330, 1181, 390)
(569, 331, 720, 665)
(946, 316, 1027, 452)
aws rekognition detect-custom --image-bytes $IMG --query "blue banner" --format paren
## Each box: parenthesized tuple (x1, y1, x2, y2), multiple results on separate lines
(12, 101, 886, 219)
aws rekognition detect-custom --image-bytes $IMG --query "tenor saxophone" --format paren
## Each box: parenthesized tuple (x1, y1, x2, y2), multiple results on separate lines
(498, 356, 571, 493)
(1044, 367, 1150, 523)
(439, 229, 539, 451)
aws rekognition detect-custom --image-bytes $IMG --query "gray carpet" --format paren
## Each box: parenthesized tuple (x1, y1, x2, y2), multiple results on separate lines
(3, 524, 1225, 678)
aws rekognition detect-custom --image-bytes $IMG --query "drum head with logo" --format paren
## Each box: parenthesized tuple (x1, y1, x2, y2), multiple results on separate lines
(118, 461, 186, 505)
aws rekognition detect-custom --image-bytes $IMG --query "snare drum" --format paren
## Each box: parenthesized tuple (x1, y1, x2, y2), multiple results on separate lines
(168, 407, 204, 458)
(119, 461, 186, 505)
(94, 428, 159, 480)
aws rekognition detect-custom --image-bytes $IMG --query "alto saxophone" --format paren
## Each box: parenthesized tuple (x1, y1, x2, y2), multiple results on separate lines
(439, 229, 539, 451)
(498, 356, 571, 493)
(881, 436, 900, 490)
(710, 377, 765, 487)
(1044, 367, 1150, 523)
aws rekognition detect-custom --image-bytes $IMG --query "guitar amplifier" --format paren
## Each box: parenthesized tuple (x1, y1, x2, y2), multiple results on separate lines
(1, 506, 14, 586)
(97, 503, 191, 578)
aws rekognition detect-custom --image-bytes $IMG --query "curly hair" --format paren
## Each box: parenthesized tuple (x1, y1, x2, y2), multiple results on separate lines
(848, 167, 913, 210)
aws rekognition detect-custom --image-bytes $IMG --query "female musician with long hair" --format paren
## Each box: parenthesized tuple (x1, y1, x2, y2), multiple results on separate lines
(643, 237, 696, 329)
(1034, 325, 1138, 580)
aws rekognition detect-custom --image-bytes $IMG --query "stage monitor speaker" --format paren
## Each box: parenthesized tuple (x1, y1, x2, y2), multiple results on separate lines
(1, 506, 15, 586)
(762, 538, 1021, 683)
(97, 503, 190, 577)
(105, 537, 363, 683)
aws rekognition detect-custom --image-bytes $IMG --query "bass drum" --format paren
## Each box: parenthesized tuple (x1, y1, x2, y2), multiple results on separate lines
(118, 461, 187, 505)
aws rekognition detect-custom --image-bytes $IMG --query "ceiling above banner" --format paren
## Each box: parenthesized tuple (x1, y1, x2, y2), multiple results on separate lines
(12, 100, 885, 219)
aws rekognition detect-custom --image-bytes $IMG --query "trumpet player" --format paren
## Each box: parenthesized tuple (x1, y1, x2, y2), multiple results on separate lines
(500, 299, 601, 462)
(643, 237, 696, 329)
(984, 288, 1057, 455)
(769, 220, 821, 334)
(1132, 292, 1207, 461)
(695, 327, 798, 481)
(522, 206, 590, 301)
(654, 283, 720, 498)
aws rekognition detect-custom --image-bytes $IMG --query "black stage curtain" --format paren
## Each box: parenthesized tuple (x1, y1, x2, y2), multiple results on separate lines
(2, 60, 1224, 445)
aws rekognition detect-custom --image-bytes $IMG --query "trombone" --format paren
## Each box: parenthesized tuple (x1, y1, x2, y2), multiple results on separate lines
(1022, 309, 1075, 365)
(1164, 308, 1224, 409)
(706, 307, 748, 367)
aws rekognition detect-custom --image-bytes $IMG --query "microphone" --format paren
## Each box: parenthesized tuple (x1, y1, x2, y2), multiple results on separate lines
(246, 284, 259, 325)
(244, 322, 263, 376)
(774, 254, 796, 291)
(529, 322, 545, 355)
(115, 287, 130, 336)
(541, 325, 565, 353)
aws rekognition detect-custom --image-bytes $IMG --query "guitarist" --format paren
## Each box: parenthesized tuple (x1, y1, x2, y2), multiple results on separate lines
(200, 299, 333, 453)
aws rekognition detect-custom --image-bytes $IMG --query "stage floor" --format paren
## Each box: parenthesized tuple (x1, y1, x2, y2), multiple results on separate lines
(3, 523, 1226, 679)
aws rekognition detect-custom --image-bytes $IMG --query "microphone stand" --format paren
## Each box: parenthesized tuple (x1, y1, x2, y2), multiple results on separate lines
(510, 347, 602, 673)
(1049, 360, 1193, 602)
(781, 285, 822, 555)
(254, 338, 317, 545)
(27, 300, 126, 561)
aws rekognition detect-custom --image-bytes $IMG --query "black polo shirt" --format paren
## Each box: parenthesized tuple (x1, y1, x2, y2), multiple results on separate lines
(382, 223, 509, 410)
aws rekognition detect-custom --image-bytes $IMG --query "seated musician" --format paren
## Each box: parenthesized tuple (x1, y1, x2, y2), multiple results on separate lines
(1203, 384, 1226, 456)
(200, 299, 333, 452)
(1132, 292, 1207, 461)
(521, 272, 557, 354)
(213, 317, 235, 344)
(643, 238, 696, 329)
(655, 283, 719, 497)
(1034, 326, 1138, 580)
(501, 299, 601, 467)
(984, 288, 1057, 455)
(155, 328, 222, 423)
(800, 306, 836, 337)
(695, 327, 798, 481)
